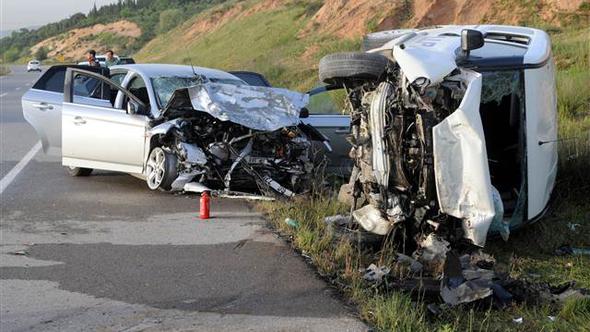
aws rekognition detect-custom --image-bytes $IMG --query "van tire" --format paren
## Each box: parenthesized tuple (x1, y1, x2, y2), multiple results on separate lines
(319, 52, 389, 85)
(65, 166, 93, 177)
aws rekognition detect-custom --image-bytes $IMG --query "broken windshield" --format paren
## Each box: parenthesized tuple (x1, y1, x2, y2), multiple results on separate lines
(152, 76, 244, 108)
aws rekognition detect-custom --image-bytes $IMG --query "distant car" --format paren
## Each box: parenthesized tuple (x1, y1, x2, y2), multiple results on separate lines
(27, 60, 42, 72)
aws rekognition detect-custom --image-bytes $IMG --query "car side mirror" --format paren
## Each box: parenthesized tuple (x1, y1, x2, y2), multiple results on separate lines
(461, 29, 484, 56)
(127, 101, 145, 115)
(299, 107, 310, 118)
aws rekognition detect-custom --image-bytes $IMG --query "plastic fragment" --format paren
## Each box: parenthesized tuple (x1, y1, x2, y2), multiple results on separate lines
(512, 317, 523, 324)
(284, 218, 299, 228)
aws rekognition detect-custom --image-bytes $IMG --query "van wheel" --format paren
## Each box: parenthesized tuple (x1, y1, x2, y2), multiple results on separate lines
(145, 147, 178, 191)
(319, 52, 390, 85)
(65, 166, 93, 176)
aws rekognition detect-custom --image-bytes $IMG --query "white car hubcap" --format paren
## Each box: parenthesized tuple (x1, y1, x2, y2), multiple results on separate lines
(146, 148, 166, 190)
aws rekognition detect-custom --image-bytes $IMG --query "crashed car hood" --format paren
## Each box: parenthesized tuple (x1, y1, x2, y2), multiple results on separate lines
(160, 83, 308, 132)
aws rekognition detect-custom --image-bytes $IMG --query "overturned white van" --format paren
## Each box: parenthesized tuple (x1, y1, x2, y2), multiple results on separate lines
(319, 25, 557, 247)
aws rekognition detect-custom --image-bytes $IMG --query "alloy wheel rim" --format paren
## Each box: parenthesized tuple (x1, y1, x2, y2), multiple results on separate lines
(146, 148, 166, 189)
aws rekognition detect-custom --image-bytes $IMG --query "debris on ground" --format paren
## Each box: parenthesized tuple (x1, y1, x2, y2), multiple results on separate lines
(554, 245, 590, 256)
(324, 215, 351, 227)
(567, 223, 581, 231)
(9, 250, 28, 256)
(362, 263, 391, 283)
(512, 317, 523, 324)
(414, 234, 450, 274)
(284, 218, 300, 228)
(217, 192, 276, 201)
(396, 253, 423, 273)
(440, 251, 496, 306)
(501, 280, 590, 305)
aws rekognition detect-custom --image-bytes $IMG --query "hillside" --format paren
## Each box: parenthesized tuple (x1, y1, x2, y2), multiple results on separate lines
(135, 0, 589, 90)
(30, 20, 141, 61)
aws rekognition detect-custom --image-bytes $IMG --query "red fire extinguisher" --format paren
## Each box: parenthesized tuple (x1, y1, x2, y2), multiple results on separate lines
(200, 191, 210, 219)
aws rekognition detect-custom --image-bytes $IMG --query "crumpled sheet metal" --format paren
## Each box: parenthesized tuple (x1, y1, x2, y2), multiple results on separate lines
(432, 70, 498, 247)
(187, 83, 309, 132)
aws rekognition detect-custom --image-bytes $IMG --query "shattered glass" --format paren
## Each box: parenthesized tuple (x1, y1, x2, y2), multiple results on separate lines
(481, 71, 520, 105)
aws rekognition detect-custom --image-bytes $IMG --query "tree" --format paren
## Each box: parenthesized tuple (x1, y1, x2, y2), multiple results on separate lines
(156, 8, 183, 34)
(34, 46, 49, 61)
(3, 47, 21, 63)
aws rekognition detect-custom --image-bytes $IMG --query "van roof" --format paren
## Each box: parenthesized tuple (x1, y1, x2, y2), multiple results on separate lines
(388, 25, 552, 70)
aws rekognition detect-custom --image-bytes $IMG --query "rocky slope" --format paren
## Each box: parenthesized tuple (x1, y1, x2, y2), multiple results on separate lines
(30, 20, 141, 61)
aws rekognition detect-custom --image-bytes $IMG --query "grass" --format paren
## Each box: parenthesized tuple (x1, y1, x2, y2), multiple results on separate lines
(257, 27, 590, 331)
(0, 65, 10, 76)
(136, 0, 359, 91)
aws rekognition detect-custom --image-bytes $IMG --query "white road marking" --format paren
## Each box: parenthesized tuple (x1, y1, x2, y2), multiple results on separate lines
(0, 93, 7, 98)
(0, 141, 42, 194)
(15, 87, 20, 91)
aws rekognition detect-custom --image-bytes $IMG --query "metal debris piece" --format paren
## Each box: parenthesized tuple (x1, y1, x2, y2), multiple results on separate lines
(440, 250, 498, 306)
(324, 215, 351, 226)
(441, 280, 494, 306)
(183, 182, 212, 193)
(362, 263, 391, 283)
(217, 193, 275, 201)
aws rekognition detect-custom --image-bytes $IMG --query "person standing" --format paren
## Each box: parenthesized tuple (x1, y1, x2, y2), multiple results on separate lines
(86, 49, 100, 67)
(104, 50, 120, 68)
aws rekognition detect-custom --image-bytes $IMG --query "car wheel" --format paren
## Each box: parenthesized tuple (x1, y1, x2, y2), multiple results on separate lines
(65, 166, 93, 176)
(319, 52, 390, 85)
(145, 147, 178, 191)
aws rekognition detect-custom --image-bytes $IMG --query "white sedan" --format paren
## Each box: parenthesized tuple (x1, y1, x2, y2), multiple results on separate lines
(22, 64, 337, 196)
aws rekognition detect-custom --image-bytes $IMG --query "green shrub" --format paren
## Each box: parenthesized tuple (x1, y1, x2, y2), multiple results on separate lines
(157, 9, 184, 34)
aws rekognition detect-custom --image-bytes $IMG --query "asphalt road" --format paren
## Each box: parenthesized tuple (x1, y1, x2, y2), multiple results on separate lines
(0, 66, 366, 331)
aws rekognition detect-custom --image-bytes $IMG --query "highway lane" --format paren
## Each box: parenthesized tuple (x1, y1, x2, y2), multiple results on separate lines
(0, 66, 42, 179)
(0, 66, 366, 331)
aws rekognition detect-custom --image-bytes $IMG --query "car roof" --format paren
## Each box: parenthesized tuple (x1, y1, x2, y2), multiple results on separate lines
(110, 64, 242, 81)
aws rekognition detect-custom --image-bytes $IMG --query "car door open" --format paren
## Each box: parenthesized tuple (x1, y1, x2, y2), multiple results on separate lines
(62, 68, 149, 174)
(22, 65, 109, 154)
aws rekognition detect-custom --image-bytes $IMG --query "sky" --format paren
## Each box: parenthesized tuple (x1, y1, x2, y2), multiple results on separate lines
(1, 0, 120, 31)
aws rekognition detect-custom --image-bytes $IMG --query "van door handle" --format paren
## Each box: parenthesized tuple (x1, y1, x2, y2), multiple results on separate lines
(32, 103, 53, 111)
(73, 116, 86, 125)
